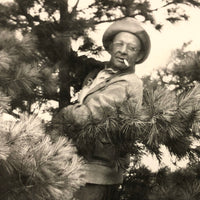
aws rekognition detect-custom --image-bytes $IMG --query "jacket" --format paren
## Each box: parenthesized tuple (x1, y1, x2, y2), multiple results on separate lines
(62, 66, 143, 185)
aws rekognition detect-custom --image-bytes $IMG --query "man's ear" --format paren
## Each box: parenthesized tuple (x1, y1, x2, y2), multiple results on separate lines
(107, 43, 113, 54)
(136, 51, 144, 63)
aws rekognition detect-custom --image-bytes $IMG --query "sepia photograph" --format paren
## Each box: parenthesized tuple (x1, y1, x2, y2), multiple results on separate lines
(1, 0, 200, 199)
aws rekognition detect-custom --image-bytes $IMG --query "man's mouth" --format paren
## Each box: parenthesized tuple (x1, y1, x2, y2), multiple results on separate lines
(116, 57, 129, 66)
(116, 57, 126, 63)
(123, 59, 129, 67)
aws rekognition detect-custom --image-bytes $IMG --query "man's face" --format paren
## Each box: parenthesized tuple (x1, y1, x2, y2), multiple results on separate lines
(109, 32, 142, 70)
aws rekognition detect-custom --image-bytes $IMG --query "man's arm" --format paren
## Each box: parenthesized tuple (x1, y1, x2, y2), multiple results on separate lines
(61, 76, 143, 124)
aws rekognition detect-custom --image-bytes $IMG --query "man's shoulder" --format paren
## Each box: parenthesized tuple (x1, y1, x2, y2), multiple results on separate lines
(82, 67, 104, 86)
(122, 72, 141, 79)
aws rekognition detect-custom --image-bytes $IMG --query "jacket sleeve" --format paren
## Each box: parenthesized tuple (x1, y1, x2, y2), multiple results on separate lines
(62, 76, 143, 124)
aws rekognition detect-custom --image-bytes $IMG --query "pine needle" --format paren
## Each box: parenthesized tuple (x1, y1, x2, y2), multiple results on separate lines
(178, 83, 200, 115)
(0, 50, 12, 70)
(0, 114, 86, 200)
(0, 138, 10, 161)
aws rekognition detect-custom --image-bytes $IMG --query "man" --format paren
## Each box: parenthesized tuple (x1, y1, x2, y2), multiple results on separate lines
(57, 17, 151, 200)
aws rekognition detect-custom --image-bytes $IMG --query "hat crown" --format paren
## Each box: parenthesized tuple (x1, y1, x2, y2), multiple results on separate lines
(102, 17, 151, 64)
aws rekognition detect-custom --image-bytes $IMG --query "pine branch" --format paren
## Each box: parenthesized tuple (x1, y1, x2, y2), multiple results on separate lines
(0, 50, 13, 71)
(70, 0, 80, 17)
(178, 84, 200, 116)
(15, 0, 35, 27)
(0, 63, 41, 98)
(0, 137, 10, 161)
(148, 1, 177, 12)
(54, 83, 200, 161)
(0, 113, 86, 200)
(0, 91, 11, 112)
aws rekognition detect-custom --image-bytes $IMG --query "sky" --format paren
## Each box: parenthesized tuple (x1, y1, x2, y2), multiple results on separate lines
(137, 6, 200, 77)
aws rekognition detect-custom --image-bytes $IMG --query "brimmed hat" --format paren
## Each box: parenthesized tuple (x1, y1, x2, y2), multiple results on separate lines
(102, 17, 151, 64)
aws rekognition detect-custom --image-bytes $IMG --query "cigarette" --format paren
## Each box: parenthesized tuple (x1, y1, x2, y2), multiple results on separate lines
(124, 59, 129, 67)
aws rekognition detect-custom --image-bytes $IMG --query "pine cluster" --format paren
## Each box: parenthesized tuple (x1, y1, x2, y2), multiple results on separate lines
(0, 29, 57, 113)
(0, 29, 40, 97)
(0, 112, 86, 200)
(120, 164, 200, 200)
(55, 84, 200, 162)
(149, 164, 200, 200)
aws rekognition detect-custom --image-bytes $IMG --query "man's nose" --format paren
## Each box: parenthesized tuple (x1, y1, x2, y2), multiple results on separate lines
(119, 44, 128, 54)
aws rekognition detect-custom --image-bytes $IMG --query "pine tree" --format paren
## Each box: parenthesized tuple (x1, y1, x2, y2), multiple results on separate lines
(156, 43, 200, 91)
(0, 29, 85, 200)
(0, 113, 86, 200)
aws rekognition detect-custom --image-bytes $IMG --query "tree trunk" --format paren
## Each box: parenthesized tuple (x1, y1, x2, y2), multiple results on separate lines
(59, 58, 71, 108)
(58, 0, 72, 109)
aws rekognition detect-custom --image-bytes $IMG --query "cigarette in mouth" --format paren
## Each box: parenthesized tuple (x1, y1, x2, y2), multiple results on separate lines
(123, 59, 129, 67)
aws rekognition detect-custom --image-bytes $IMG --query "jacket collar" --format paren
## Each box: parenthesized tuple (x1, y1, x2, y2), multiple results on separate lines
(82, 65, 135, 103)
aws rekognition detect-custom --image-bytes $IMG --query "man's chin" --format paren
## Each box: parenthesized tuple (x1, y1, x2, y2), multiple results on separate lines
(113, 63, 128, 70)
(109, 59, 129, 70)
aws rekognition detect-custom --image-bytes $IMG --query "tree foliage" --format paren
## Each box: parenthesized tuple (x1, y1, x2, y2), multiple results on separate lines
(0, 93, 85, 200)
(120, 164, 200, 200)
(155, 43, 200, 91)
(53, 83, 200, 163)
(0, 28, 58, 115)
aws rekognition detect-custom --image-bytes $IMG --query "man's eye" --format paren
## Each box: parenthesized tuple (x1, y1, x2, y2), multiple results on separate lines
(128, 46, 137, 51)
